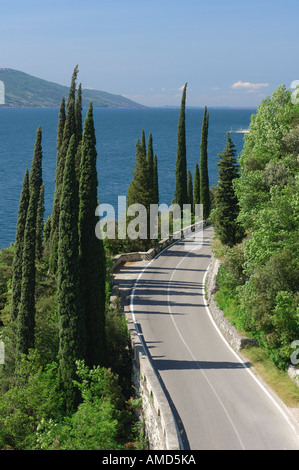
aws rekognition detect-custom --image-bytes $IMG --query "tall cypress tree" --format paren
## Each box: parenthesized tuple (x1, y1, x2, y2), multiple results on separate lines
(174, 83, 188, 209)
(58, 134, 84, 411)
(11, 169, 30, 321)
(50, 66, 80, 273)
(78, 103, 106, 367)
(126, 133, 152, 249)
(200, 106, 210, 220)
(17, 127, 43, 355)
(213, 133, 244, 247)
(193, 162, 200, 215)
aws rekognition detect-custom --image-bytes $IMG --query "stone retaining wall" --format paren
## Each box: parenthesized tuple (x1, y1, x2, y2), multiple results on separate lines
(205, 253, 258, 350)
(205, 253, 299, 388)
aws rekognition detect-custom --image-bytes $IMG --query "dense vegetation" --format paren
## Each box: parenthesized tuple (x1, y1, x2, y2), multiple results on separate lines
(212, 85, 299, 370)
(0, 68, 140, 450)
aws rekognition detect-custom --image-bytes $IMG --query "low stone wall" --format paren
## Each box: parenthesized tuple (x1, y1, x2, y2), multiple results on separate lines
(205, 254, 299, 388)
(125, 307, 180, 450)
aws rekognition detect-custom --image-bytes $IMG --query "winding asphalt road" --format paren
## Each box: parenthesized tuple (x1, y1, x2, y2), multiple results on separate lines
(130, 225, 299, 450)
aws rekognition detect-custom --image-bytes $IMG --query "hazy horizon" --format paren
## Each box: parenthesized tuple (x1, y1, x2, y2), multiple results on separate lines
(1, 0, 298, 108)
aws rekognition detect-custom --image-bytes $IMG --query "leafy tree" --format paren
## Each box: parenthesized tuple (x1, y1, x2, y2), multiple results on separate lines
(200, 106, 210, 220)
(213, 133, 244, 247)
(235, 85, 299, 229)
(0, 350, 63, 450)
(36, 361, 132, 450)
(57, 134, 85, 411)
(11, 169, 30, 321)
(174, 83, 188, 209)
(79, 103, 106, 368)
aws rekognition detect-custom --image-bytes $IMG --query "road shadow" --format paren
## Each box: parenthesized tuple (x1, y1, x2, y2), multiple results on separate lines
(152, 359, 251, 370)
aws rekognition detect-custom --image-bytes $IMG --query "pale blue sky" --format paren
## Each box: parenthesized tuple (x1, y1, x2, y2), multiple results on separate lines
(1, 0, 299, 107)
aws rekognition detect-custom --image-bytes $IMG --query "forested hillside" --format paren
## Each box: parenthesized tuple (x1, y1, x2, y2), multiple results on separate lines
(212, 85, 299, 370)
(0, 68, 145, 108)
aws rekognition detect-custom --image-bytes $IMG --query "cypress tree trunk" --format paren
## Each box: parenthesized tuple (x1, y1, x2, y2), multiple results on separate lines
(78, 103, 106, 367)
(200, 106, 210, 220)
(213, 133, 244, 246)
(58, 134, 84, 411)
(174, 83, 188, 209)
(17, 127, 43, 355)
(11, 169, 30, 321)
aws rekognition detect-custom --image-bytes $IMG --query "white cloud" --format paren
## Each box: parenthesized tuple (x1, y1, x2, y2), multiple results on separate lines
(231, 81, 269, 90)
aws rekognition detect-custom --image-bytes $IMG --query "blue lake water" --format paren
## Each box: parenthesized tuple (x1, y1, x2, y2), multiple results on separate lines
(0, 107, 255, 248)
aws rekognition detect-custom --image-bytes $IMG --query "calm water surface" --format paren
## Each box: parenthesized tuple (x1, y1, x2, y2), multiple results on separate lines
(0, 107, 255, 248)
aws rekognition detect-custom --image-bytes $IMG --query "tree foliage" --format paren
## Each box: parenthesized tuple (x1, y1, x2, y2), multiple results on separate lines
(174, 83, 188, 209)
(215, 86, 299, 369)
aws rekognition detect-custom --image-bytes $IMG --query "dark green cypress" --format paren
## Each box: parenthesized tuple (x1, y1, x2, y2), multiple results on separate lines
(126, 134, 152, 248)
(35, 184, 45, 261)
(29, 126, 43, 196)
(50, 66, 79, 273)
(11, 169, 30, 321)
(78, 103, 106, 367)
(58, 134, 84, 411)
(75, 82, 83, 144)
(56, 97, 66, 152)
(213, 133, 244, 247)
(193, 162, 200, 214)
(200, 106, 210, 220)
(17, 127, 43, 355)
(174, 83, 188, 209)
(187, 170, 193, 211)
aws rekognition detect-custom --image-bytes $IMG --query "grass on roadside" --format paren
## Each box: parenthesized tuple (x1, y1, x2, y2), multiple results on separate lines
(241, 346, 299, 409)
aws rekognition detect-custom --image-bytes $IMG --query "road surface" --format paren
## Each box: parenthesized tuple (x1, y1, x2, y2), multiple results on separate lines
(130, 225, 299, 450)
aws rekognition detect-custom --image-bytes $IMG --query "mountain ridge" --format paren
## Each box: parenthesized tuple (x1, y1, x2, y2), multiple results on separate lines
(0, 68, 146, 108)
